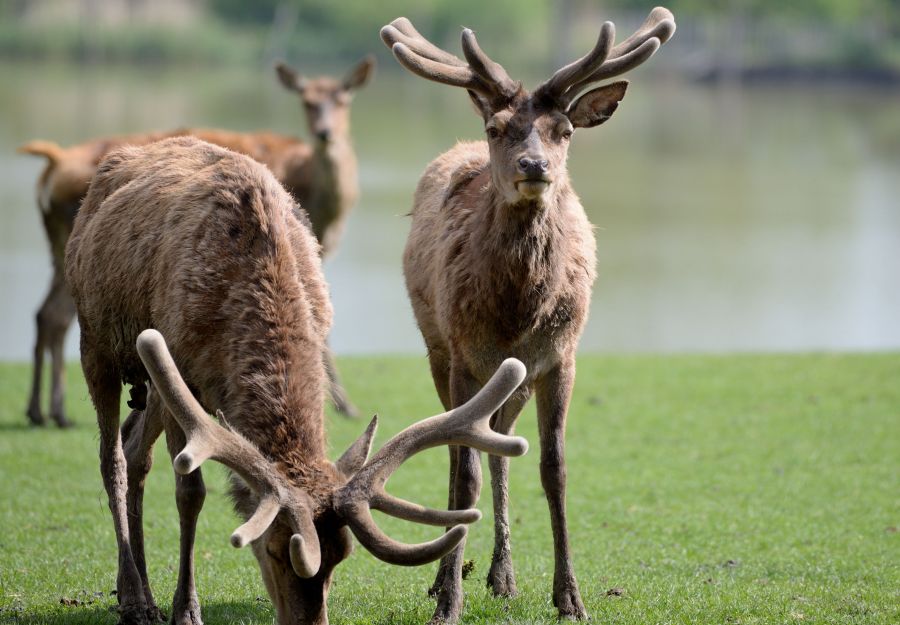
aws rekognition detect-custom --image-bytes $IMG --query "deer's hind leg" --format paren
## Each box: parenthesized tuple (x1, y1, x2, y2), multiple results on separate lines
(81, 339, 150, 625)
(28, 271, 76, 427)
(324, 344, 359, 418)
(122, 389, 166, 623)
(163, 413, 206, 625)
(47, 285, 76, 428)
(26, 285, 54, 425)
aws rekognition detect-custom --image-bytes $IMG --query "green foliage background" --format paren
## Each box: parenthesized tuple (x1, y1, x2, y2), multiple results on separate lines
(1, 0, 898, 71)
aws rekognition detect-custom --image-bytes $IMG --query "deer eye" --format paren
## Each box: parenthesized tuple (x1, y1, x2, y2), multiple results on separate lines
(486, 126, 501, 140)
(559, 127, 573, 140)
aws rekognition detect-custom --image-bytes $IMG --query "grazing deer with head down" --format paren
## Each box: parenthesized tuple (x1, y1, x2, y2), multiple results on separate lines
(381, 7, 676, 622)
(65, 136, 528, 625)
(18, 56, 374, 425)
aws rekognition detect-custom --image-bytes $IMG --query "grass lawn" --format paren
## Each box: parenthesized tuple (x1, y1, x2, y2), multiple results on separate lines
(0, 354, 897, 624)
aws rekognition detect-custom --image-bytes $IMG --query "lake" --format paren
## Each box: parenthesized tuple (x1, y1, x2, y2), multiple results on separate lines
(1, 61, 898, 359)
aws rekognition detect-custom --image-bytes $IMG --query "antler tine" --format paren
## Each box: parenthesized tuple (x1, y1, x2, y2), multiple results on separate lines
(381, 18, 466, 67)
(609, 6, 676, 58)
(567, 37, 661, 97)
(135, 329, 321, 578)
(538, 21, 615, 100)
(333, 358, 528, 565)
(342, 502, 470, 566)
(383, 17, 518, 101)
(390, 42, 490, 94)
(540, 7, 676, 105)
(371, 491, 482, 526)
(460, 28, 518, 98)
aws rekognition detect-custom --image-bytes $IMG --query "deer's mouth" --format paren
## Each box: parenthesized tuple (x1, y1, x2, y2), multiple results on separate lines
(515, 177, 552, 198)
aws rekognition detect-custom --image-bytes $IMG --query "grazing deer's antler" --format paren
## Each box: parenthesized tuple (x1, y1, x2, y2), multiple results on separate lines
(380, 17, 519, 103)
(136, 329, 323, 577)
(334, 358, 528, 564)
(536, 6, 676, 105)
(137, 329, 529, 570)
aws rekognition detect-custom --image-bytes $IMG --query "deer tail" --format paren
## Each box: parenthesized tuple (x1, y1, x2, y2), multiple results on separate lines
(17, 140, 66, 164)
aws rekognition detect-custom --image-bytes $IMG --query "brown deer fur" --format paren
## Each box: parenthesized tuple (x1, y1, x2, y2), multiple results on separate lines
(18, 56, 373, 424)
(66, 136, 529, 625)
(382, 8, 675, 622)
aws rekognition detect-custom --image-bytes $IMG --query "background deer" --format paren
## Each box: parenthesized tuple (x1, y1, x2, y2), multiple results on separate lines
(381, 7, 676, 622)
(18, 56, 373, 425)
(66, 136, 529, 625)
(18, 132, 180, 427)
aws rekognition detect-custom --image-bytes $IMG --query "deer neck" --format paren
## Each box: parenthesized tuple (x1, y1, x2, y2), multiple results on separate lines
(310, 134, 358, 217)
(475, 174, 571, 273)
(223, 314, 330, 471)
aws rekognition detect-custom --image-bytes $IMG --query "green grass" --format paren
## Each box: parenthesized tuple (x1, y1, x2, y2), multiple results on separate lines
(1, 354, 898, 624)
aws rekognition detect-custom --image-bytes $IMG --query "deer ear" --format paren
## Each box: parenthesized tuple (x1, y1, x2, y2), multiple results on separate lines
(336, 415, 378, 477)
(343, 55, 376, 91)
(467, 90, 491, 120)
(275, 61, 306, 93)
(566, 80, 628, 129)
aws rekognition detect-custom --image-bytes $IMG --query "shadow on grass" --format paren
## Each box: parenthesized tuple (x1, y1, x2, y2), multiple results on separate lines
(6, 600, 271, 625)
(0, 421, 44, 432)
(0, 422, 85, 432)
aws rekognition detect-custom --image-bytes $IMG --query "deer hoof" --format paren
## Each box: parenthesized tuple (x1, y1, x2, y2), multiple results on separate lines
(429, 582, 463, 625)
(486, 558, 518, 597)
(554, 586, 588, 621)
(171, 593, 202, 625)
(146, 604, 166, 624)
(26, 405, 46, 426)
(52, 412, 74, 428)
(117, 603, 152, 625)
(330, 388, 359, 418)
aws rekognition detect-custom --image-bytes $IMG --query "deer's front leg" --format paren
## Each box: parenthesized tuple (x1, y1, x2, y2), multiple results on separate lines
(486, 385, 530, 598)
(430, 363, 483, 625)
(536, 359, 587, 620)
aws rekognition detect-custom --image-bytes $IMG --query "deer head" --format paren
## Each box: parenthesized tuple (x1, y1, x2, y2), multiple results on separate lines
(135, 329, 527, 624)
(275, 56, 375, 145)
(381, 8, 675, 206)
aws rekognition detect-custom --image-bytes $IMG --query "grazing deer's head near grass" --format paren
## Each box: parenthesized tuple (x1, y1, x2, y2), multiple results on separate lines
(276, 56, 375, 145)
(381, 8, 675, 206)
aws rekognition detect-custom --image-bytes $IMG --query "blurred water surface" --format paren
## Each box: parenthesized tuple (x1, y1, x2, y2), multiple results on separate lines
(1, 61, 898, 358)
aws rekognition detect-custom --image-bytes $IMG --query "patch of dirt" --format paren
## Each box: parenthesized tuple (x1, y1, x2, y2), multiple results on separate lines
(461, 559, 476, 579)
(605, 587, 626, 597)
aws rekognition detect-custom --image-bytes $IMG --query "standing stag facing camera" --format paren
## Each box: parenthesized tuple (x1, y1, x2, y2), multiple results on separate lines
(382, 7, 676, 622)
(65, 137, 529, 625)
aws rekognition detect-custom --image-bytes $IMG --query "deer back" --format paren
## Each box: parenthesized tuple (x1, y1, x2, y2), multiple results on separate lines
(66, 136, 331, 458)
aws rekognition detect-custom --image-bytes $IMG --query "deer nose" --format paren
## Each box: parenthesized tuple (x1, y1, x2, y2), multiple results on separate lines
(517, 157, 549, 176)
(316, 128, 332, 142)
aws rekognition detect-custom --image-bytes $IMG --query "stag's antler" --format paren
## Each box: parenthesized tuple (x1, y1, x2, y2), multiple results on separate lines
(136, 329, 323, 577)
(136, 329, 528, 574)
(536, 7, 676, 106)
(380, 17, 519, 104)
(333, 357, 527, 564)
